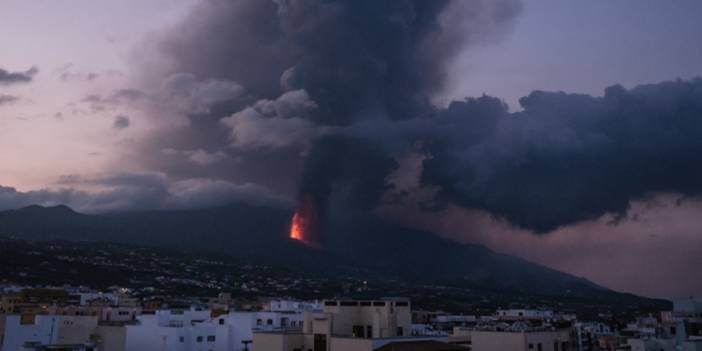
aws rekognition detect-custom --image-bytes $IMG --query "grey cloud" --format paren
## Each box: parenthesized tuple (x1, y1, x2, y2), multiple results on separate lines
(0, 186, 77, 211)
(161, 148, 228, 166)
(109, 89, 148, 103)
(156, 0, 521, 124)
(105, 0, 702, 238)
(0, 66, 38, 85)
(183, 149, 227, 166)
(160, 73, 245, 114)
(59, 70, 100, 82)
(83, 94, 102, 103)
(0, 172, 287, 213)
(113, 115, 130, 129)
(421, 79, 702, 232)
(132, 0, 521, 224)
(0, 95, 19, 106)
(221, 90, 328, 150)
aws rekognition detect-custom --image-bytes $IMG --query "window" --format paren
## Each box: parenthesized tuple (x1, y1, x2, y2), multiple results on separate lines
(179, 337, 185, 343)
(352, 325, 365, 338)
(372, 301, 386, 306)
(324, 301, 338, 306)
(367, 326, 372, 338)
(340, 301, 358, 306)
(207, 335, 215, 342)
(554, 341, 559, 351)
(537, 343, 542, 351)
(670, 327, 676, 335)
(314, 334, 326, 351)
(219, 319, 224, 325)
(396, 327, 403, 336)
(196, 336, 203, 342)
(394, 301, 409, 307)
(528, 344, 534, 349)
(267, 319, 273, 325)
(360, 301, 372, 306)
(256, 319, 262, 326)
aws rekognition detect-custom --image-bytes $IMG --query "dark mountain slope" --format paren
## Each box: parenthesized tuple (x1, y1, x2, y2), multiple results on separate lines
(0, 205, 646, 302)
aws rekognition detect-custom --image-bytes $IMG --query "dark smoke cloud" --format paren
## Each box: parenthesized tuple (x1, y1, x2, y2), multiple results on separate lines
(299, 136, 398, 214)
(120, 0, 702, 238)
(0, 66, 38, 85)
(127, 0, 521, 209)
(158, 0, 519, 125)
(422, 79, 702, 232)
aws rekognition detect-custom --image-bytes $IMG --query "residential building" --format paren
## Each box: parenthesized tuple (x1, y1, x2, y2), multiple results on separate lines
(253, 298, 459, 351)
(1, 314, 98, 351)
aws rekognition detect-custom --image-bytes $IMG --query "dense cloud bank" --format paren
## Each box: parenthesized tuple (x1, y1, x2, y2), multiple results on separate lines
(0, 173, 286, 213)
(130, 0, 522, 216)
(110, 0, 702, 234)
(423, 79, 702, 232)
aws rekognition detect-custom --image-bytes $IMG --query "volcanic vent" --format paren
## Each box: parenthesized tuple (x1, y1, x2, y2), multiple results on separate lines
(289, 195, 321, 248)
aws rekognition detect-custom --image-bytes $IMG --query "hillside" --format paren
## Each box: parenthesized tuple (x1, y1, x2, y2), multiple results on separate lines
(0, 205, 661, 305)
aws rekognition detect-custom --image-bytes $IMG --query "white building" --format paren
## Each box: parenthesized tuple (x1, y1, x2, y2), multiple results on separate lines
(123, 308, 305, 351)
(124, 308, 220, 351)
(624, 298, 702, 351)
(253, 298, 457, 351)
(1, 314, 98, 351)
(451, 321, 573, 351)
(266, 300, 322, 313)
(496, 310, 555, 321)
(470, 328, 572, 351)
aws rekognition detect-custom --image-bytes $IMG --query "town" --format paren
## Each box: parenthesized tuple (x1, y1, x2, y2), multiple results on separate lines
(0, 236, 695, 351)
(0, 285, 700, 351)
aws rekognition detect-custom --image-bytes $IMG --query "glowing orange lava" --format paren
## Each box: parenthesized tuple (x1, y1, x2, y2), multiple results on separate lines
(290, 212, 304, 240)
(288, 195, 320, 248)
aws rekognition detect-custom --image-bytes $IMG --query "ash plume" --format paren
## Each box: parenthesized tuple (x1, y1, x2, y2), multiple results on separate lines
(130, 0, 522, 237)
(124, 0, 702, 238)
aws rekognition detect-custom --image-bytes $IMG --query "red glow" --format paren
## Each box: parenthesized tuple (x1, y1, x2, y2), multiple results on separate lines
(290, 212, 304, 240)
(289, 195, 320, 248)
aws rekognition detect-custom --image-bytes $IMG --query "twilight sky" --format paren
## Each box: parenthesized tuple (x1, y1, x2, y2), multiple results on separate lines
(1, 0, 702, 298)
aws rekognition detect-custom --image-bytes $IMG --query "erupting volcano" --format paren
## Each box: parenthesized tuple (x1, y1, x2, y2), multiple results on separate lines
(289, 212, 305, 241)
(289, 195, 321, 248)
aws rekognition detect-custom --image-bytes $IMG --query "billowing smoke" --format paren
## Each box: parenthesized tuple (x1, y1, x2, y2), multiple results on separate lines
(422, 80, 702, 232)
(156, 0, 519, 124)
(120, 0, 702, 240)
(127, 0, 522, 243)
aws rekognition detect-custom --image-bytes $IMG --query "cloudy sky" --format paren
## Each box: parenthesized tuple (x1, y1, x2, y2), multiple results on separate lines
(1, 0, 702, 298)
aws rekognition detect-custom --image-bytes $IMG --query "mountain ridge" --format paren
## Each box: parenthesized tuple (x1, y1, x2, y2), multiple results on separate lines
(0, 204, 653, 304)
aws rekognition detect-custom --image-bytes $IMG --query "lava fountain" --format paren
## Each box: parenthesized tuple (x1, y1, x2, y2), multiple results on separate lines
(290, 212, 305, 240)
(289, 194, 321, 248)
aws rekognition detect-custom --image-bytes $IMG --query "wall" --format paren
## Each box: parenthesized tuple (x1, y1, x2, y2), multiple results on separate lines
(472, 331, 527, 351)
(96, 325, 127, 351)
(55, 316, 98, 345)
(329, 336, 373, 351)
(1, 315, 57, 351)
(252, 332, 305, 351)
